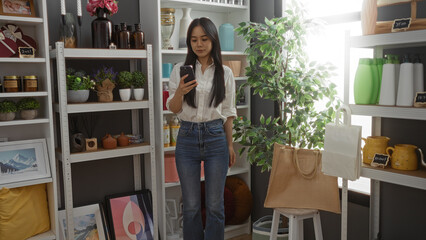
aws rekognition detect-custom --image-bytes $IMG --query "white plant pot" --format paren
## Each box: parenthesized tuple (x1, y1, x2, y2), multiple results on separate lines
(20, 110, 38, 120)
(0, 112, 16, 121)
(67, 90, 90, 103)
(119, 88, 132, 101)
(133, 88, 144, 101)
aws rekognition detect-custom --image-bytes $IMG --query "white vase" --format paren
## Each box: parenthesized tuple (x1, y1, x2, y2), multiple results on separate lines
(133, 88, 144, 101)
(119, 89, 131, 101)
(396, 61, 414, 106)
(178, 8, 192, 49)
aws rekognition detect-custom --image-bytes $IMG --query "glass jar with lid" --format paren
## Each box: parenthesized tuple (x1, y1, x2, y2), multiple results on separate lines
(23, 75, 38, 92)
(3, 76, 21, 92)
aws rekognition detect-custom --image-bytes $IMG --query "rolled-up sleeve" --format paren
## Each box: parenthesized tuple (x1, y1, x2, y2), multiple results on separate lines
(166, 63, 183, 111)
(222, 66, 237, 119)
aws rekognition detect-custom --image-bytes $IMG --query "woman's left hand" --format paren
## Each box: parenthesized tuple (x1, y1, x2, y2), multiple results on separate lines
(229, 147, 236, 167)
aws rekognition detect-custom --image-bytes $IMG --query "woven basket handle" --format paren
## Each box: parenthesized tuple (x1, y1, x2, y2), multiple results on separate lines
(293, 148, 320, 180)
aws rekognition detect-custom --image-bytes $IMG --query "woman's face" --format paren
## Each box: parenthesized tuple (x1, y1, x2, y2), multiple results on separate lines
(190, 26, 212, 60)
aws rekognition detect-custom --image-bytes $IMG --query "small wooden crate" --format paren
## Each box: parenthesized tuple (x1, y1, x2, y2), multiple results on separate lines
(375, 0, 426, 34)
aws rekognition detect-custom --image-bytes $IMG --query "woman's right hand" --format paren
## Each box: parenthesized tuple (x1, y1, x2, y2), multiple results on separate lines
(175, 74, 198, 97)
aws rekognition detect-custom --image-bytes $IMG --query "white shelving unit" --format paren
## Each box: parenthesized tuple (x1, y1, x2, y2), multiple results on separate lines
(50, 43, 158, 240)
(0, 1, 58, 239)
(139, 1, 251, 239)
(344, 30, 426, 239)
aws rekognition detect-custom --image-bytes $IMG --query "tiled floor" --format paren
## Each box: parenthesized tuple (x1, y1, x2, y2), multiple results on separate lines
(229, 234, 252, 240)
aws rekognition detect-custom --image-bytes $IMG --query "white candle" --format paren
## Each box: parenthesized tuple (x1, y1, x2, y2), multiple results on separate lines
(61, 0, 66, 15)
(77, 0, 82, 17)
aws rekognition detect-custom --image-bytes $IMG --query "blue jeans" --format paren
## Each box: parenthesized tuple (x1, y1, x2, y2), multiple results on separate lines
(175, 119, 229, 240)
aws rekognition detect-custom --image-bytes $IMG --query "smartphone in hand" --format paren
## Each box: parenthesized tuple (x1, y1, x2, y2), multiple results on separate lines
(180, 65, 196, 83)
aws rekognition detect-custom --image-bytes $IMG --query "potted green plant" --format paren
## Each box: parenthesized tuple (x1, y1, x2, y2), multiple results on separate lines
(132, 71, 146, 100)
(92, 66, 117, 102)
(233, 2, 341, 172)
(17, 97, 40, 120)
(0, 100, 17, 121)
(117, 71, 133, 101)
(66, 68, 95, 103)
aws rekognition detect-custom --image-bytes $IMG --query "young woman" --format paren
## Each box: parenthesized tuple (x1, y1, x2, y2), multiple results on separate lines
(166, 17, 237, 240)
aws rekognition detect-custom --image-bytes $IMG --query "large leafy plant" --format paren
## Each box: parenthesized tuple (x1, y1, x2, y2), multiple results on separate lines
(233, 1, 340, 172)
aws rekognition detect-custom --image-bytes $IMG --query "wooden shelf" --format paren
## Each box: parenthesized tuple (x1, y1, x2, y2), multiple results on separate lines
(161, 0, 248, 12)
(54, 100, 149, 113)
(50, 48, 147, 59)
(57, 142, 151, 163)
(0, 177, 53, 190)
(0, 15, 43, 24)
(361, 164, 426, 191)
(0, 92, 48, 98)
(0, 118, 49, 127)
(0, 58, 46, 63)
(350, 29, 426, 49)
(349, 104, 426, 121)
(237, 104, 249, 109)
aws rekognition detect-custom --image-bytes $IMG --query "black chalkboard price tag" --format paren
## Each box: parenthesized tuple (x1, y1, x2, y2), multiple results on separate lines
(414, 92, 426, 107)
(18, 47, 35, 58)
(371, 153, 390, 168)
(392, 18, 411, 32)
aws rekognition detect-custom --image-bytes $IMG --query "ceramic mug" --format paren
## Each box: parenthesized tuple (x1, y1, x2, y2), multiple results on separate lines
(361, 136, 390, 164)
(386, 144, 424, 170)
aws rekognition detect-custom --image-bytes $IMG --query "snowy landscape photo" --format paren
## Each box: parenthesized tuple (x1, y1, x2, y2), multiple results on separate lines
(0, 139, 50, 185)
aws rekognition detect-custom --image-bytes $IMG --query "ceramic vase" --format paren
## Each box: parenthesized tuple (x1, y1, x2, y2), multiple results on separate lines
(67, 90, 90, 103)
(219, 23, 234, 51)
(20, 110, 37, 120)
(179, 8, 192, 49)
(0, 112, 15, 121)
(119, 89, 131, 101)
(133, 88, 144, 100)
(91, 9, 113, 48)
(117, 132, 130, 147)
(102, 134, 117, 149)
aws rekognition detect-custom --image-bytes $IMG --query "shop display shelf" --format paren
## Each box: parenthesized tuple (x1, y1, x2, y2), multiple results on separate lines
(162, 49, 246, 56)
(56, 142, 151, 164)
(349, 104, 426, 121)
(50, 48, 147, 59)
(361, 164, 426, 191)
(0, 58, 46, 63)
(236, 104, 249, 109)
(0, 177, 53, 190)
(53, 100, 149, 114)
(0, 15, 43, 25)
(26, 230, 55, 240)
(0, 118, 49, 127)
(350, 29, 426, 49)
(162, 0, 248, 12)
(0, 91, 48, 97)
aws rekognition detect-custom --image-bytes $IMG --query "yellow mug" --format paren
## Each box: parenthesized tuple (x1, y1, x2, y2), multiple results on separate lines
(362, 136, 390, 164)
(386, 144, 424, 171)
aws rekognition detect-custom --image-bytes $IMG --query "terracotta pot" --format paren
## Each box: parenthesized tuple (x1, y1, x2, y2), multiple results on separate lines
(117, 132, 130, 147)
(102, 134, 117, 149)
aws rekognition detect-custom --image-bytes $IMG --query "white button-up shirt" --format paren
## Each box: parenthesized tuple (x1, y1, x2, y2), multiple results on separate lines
(166, 60, 237, 123)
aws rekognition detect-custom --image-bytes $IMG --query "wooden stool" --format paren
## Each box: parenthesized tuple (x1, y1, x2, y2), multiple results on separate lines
(270, 208, 323, 240)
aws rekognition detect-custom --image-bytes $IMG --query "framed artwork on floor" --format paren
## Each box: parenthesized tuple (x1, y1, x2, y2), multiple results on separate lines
(106, 189, 154, 240)
(0, 0, 35, 17)
(0, 138, 50, 186)
(58, 203, 108, 240)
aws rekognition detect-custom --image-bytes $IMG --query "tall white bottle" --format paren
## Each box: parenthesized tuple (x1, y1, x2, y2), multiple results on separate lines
(413, 55, 424, 95)
(393, 55, 401, 98)
(379, 57, 396, 105)
(178, 8, 192, 49)
(396, 55, 414, 106)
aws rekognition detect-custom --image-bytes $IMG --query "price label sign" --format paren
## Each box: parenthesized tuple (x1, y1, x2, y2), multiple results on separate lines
(392, 18, 411, 32)
(414, 92, 426, 107)
(18, 47, 35, 58)
(371, 153, 390, 168)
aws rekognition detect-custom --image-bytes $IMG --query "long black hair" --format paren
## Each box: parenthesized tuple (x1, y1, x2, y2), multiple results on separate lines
(184, 17, 225, 108)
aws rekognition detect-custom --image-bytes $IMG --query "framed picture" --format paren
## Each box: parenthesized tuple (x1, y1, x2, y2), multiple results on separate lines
(0, 0, 35, 17)
(58, 203, 108, 240)
(0, 138, 50, 185)
(106, 190, 154, 240)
